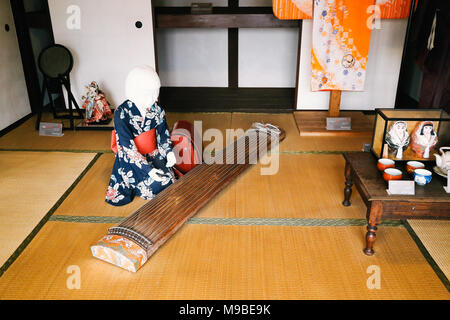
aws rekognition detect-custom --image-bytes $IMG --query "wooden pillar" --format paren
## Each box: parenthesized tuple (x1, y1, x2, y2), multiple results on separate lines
(328, 90, 341, 117)
(228, 0, 239, 89)
(10, 0, 42, 114)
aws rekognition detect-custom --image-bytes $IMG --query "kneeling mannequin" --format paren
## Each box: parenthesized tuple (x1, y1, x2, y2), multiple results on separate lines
(106, 66, 176, 206)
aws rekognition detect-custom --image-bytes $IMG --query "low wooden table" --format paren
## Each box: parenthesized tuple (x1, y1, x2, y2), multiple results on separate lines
(342, 152, 450, 255)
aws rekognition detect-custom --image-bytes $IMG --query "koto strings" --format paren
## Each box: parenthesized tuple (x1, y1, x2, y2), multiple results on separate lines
(109, 125, 281, 252)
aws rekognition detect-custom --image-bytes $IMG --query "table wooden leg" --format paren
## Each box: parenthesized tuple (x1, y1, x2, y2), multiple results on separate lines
(342, 160, 353, 206)
(364, 201, 383, 256)
(364, 225, 378, 256)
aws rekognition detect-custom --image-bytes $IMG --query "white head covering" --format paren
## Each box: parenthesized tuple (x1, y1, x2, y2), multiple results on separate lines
(125, 65, 161, 115)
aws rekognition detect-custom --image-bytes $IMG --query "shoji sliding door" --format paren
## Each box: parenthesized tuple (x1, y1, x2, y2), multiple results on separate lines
(0, 0, 31, 131)
(48, 0, 157, 108)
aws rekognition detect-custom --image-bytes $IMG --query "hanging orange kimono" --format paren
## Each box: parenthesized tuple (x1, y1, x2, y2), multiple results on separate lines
(273, 0, 412, 20)
(272, 0, 413, 91)
(273, 0, 313, 20)
(376, 0, 413, 19)
(311, 0, 374, 91)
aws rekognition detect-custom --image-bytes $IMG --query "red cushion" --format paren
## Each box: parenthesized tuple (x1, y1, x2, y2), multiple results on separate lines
(170, 120, 202, 173)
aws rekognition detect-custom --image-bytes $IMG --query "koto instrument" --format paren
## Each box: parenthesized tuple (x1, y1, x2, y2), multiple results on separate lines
(91, 123, 285, 272)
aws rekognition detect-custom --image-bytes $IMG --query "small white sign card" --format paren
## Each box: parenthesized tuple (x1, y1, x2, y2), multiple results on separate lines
(386, 180, 415, 195)
(326, 117, 351, 131)
(444, 170, 450, 193)
(39, 122, 63, 137)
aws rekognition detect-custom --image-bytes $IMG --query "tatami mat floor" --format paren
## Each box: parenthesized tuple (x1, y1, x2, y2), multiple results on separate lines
(0, 222, 448, 300)
(0, 112, 448, 299)
(0, 151, 96, 267)
(407, 220, 450, 282)
(53, 153, 367, 219)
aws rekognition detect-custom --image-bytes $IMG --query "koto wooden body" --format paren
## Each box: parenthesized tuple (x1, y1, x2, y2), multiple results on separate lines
(91, 123, 285, 272)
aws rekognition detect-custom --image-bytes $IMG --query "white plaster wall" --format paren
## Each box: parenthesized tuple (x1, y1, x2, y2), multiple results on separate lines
(238, 0, 298, 88)
(48, 0, 157, 108)
(157, 27, 301, 88)
(297, 19, 408, 110)
(156, 0, 298, 88)
(240, 0, 298, 88)
(156, 28, 229, 87)
(239, 28, 298, 88)
(0, 0, 32, 131)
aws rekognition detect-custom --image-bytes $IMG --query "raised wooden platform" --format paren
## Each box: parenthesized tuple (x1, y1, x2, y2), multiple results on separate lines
(294, 111, 375, 137)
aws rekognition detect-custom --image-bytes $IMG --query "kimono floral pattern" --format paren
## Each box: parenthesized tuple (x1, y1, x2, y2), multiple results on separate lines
(311, 0, 374, 91)
(105, 100, 174, 206)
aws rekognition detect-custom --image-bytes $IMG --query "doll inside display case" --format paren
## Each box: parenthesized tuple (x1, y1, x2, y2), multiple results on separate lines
(372, 109, 449, 162)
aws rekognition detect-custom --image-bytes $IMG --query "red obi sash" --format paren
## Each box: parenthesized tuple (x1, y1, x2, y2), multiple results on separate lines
(111, 128, 156, 155)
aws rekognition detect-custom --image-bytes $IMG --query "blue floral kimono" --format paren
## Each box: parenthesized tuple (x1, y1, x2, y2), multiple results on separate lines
(105, 100, 174, 206)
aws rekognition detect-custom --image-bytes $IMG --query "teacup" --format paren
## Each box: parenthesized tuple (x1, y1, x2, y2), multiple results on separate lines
(406, 161, 425, 174)
(414, 169, 432, 186)
(383, 168, 402, 181)
(377, 158, 395, 171)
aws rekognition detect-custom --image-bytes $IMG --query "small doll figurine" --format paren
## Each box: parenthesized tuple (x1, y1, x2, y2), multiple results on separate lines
(385, 121, 410, 159)
(81, 81, 113, 124)
(410, 121, 438, 159)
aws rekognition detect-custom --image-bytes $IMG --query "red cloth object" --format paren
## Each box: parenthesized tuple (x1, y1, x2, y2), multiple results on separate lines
(171, 120, 202, 174)
(111, 128, 157, 155)
(110, 120, 201, 176)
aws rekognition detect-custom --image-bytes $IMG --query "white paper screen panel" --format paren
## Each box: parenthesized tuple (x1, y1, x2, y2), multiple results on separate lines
(156, 29, 229, 87)
(0, 0, 31, 131)
(238, 28, 299, 88)
(48, 0, 156, 108)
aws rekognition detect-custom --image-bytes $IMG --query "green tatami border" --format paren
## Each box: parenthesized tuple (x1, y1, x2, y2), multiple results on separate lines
(403, 220, 450, 292)
(48, 215, 403, 228)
